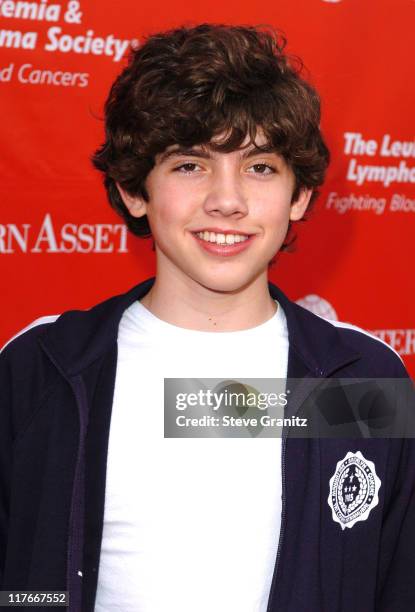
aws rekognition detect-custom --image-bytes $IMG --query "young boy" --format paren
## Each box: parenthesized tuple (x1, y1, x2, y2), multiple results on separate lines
(1, 24, 414, 612)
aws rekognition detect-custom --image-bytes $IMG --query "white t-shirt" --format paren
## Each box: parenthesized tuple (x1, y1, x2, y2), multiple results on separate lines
(95, 299, 289, 612)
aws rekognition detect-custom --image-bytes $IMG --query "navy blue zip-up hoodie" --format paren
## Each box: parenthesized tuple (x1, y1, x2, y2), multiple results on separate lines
(1, 277, 414, 612)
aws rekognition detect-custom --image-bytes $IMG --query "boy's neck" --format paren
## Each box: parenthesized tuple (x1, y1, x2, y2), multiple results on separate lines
(139, 271, 277, 332)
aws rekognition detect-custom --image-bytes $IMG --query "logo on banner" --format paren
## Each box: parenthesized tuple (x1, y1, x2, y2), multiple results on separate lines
(0, 1, 136, 88)
(328, 451, 381, 530)
(0, 1, 132, 62)
(295, 295, 414, 356)
(0, 214, 128, 254)
(324, 133, 415, 215)
(296, 295, 338, 321)
(342, 133, 415, 189)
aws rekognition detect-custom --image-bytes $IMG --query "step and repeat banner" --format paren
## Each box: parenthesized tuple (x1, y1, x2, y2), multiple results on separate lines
(1, 0, 414, 375)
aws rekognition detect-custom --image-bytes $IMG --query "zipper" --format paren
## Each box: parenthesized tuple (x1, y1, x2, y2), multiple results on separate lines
(265, 357, 361, 611)
(266, 373, 319, 611)
(266, 371, 327, 611)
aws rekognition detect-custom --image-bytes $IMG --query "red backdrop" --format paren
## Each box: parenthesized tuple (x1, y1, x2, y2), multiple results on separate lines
(1, 0, 414, 375)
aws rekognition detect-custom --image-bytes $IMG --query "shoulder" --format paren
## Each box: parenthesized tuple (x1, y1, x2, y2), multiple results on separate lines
(0, 316, 62, 393)
(270, 283, 409, 378)
(0, 316, 63, 431)
(321, 316, 408, 378)
(326, 317, 402, 359)
(1, 315, 60, 355)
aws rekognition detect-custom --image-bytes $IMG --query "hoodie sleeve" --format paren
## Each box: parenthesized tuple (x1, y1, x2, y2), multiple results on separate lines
(375, 371, 415, 611)
(0, 319, 57, 587)
(0, 347, 14, 587)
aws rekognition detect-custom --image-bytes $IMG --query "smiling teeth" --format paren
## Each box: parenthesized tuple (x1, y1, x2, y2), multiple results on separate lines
(196, 232, 249, 245)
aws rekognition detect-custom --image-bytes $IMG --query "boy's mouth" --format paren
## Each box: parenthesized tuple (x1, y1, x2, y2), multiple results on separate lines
(192, 230, 251, 245)
(191, 230, 255, 256)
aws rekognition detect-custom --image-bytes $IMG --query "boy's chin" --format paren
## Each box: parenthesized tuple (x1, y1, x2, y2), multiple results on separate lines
(194, 271, 264, 295)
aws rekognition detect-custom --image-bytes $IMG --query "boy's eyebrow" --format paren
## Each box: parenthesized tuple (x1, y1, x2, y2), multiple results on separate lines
(157, 144, 279, 164)
(242, 145, 279, 158)
(158, 147, 211, 163)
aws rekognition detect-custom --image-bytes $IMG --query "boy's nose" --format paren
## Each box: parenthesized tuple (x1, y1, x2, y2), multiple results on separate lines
(203, 172, 249, 217)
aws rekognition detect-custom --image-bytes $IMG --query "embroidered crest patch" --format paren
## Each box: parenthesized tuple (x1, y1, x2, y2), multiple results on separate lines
(327, 451, 381, 530)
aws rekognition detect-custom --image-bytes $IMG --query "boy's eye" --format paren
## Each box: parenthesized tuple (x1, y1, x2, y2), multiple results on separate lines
(247, 163, 276, 175)
(174, 162, 201, 173)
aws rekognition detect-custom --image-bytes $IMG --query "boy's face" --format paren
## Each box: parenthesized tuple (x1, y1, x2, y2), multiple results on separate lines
(118, 132, 312, 294)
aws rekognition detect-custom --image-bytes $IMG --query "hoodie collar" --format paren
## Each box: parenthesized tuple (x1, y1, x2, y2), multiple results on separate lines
(40, 276, 360, 378)
(267, 284, 360, 377)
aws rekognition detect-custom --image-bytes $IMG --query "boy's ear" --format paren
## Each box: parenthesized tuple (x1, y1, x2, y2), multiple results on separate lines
(289, 188, 313, 221)
(116, 183, 148, 218)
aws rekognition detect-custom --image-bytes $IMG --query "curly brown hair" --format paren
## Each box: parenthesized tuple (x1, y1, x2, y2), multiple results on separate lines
(92, 23, 330, 248)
